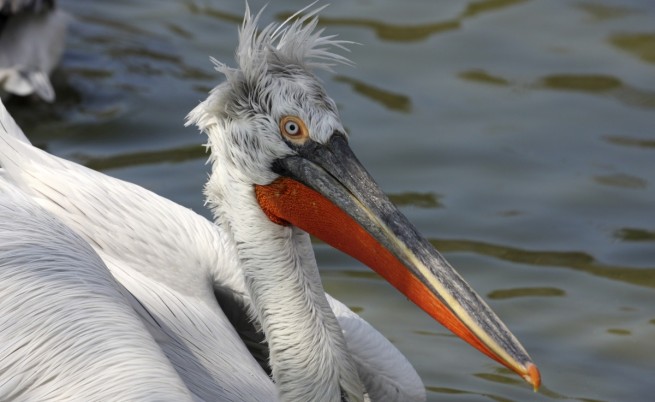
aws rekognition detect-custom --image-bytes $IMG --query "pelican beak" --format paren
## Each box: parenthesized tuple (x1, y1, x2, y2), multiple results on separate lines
(255, 132, 540, 390)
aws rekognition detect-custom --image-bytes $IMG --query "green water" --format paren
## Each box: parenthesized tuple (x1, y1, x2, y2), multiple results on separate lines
(7, 0, 655, 400)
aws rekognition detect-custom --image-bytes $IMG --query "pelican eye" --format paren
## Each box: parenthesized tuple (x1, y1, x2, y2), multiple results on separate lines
(279, 116, 309, 143)
(285, 121, 299, 135)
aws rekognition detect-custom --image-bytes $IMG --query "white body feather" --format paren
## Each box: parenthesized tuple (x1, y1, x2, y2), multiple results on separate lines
(0, 183, 194, 401)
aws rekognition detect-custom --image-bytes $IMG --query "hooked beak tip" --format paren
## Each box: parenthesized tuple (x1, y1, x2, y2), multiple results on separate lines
(523, 363, 541, 391)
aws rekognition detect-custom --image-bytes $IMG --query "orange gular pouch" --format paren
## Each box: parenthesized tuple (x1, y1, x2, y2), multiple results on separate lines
(254, 176, 483, 346)
(253, 176, 539, 386)
(255, 177, 400, 272)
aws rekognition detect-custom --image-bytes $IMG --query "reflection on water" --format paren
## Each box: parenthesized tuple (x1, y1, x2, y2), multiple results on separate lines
(607, 328, 631, 336)
(576, 2, 635, 20)
(313, 16, 459, 42)
(64, 67, 113, 79)
(458, 70, 510, 86)
(75, 144, 206, 171)
(389, 192, 442, 208)
(412, 329, 450, 338)
(458, 69, 655, 109)
(604, 135, 655, 149)
(461, 0, 526, 18)
(594, 173, 648, 189)
(81, 15, 152, 36)
(165, 22, 193, 39)
(609, 32, 655, 65)
(188, 0, 526, 44)
(110, 46, 181, 64)
(334, 75, 411, 113)
(540, 75, 622, 93)
(424, 386, 512, 402)
(487, 287, 565, 299)
(279, 0, 526, 42)
(185, 2, 242, 24)
(430, 238, 655, 289)
(424, 383, 574, 402)
(540, 74, 655, 110)
(475, 371, 522, 387)
(614, 228, 655, 242)
(474, 369, 591, 401)
(426, 367, 578, 402)
(425, 386, 470, 396)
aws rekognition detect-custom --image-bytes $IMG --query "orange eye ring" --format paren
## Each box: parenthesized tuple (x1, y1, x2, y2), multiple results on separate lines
(279, 116, 309, 143)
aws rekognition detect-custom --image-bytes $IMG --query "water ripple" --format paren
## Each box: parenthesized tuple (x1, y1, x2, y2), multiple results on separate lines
(576, 3, 636, 21)
(488, 287, 566, 299)
(458, 69, 655, 110)
(311, 16, 459, 42)
(388, 192, 442, 208)
(184, 2, 242, 24)
(614, 228, 655, 242)
(278, 0, 527, 43)
(74, 144, 207, 170)
(594, 173, 648, 189)
(334, 76, 412, 113)
(430, 238, 655, 289)
(604, 135, 655, 149)
(609, 32, 655, 65)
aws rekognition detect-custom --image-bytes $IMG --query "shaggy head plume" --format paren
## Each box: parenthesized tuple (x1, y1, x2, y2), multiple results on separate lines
(187, 4, 352, 186)
(187, 3, 352, 127)
(220, 3, 352, 86)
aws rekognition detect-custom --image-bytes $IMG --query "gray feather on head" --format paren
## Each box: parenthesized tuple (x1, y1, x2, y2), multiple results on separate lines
(187, 4, 351, 187)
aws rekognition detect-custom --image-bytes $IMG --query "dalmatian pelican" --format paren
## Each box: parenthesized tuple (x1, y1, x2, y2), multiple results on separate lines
(0, 4, 540, 401)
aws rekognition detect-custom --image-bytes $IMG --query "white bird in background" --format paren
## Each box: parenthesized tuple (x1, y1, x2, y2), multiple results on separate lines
(0, 5, 541, 402)
(0, 0, 69, 102)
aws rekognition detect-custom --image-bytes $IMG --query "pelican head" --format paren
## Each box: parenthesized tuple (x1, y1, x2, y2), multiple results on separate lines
(188, 5, 540, 401)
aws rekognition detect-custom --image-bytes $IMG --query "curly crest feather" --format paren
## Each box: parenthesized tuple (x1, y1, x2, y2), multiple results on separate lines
(186, 3, 350, 186)
(214, 3, 352, 83)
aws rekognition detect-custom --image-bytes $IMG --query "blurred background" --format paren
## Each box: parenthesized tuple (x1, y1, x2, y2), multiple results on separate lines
(4, 0, 655, 401)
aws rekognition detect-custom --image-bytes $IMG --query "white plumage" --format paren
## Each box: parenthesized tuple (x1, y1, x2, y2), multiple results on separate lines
(0, 183, 194, 401)
(0, 4, 540, 401)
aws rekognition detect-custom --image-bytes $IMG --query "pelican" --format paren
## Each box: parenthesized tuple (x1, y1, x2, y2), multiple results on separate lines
(0, 5, 540, 401)
(0, 102, 425, 401)
(0, 0, 69, 102)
